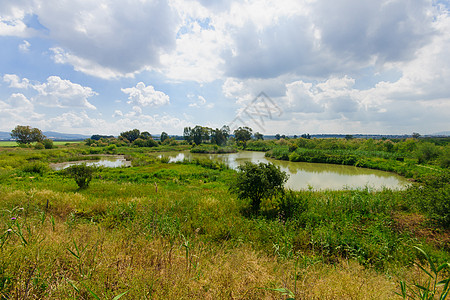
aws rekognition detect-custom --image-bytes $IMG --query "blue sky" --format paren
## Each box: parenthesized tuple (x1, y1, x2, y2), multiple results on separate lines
(0, 0, 449, 135)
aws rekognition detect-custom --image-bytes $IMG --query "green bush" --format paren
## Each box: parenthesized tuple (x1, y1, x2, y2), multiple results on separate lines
(43, 139, 53, 149)
(34, 142, 44, 150)
(230, 162, 288, 214)
(21, 162, 49, 175)
(64, 164, 96, 189)
(410, 171, 450, 227)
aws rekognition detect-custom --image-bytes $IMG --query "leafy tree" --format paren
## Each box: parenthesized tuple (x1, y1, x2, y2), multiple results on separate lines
(254, 132, 264, 140)
(230, 162, 288, 214)
(275, 133, 281, 140)
(90, 134, 114, 140)
(234, 127, 253, 148)
(64, 164, 96, 189)
(183, 127, 193, 143)
(11, 125, 45, 144)
(140, 131, 152, 140)
(160, 132, 169, 142)
(119, 129, 140, 142)
(412, 132, 421, 139)
(211, 126, 229, 146)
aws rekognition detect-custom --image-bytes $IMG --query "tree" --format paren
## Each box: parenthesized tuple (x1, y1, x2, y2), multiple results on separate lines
(160, 132, 169, 143)
(140, 131, 152, 140)
(183, 127, 193, 143)
(412, 132, 421, 139)
(230, 162, 288, 214)
(254, 132, 264, 140)
(119, 129, 140, 142)
(234, 127, 253, 148)
(11, 125, 45, 144)
(211, 125, 230, 146)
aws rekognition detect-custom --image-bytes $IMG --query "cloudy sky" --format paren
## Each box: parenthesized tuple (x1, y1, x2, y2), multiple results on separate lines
(0, 0, 449, 136)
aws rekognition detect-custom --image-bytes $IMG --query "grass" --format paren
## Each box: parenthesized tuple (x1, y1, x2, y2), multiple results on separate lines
(0, 142, 449, 299)
(0, 141, 83, 147)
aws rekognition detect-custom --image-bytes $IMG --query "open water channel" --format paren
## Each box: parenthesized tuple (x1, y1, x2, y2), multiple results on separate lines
(159, 151, 410, 191)
(51, 151, 410, 191)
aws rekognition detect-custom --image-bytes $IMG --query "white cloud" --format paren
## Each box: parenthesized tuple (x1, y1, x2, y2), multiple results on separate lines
(0, 94, 44, 131)
(19, 40, 30, 52)
(34, 0, 179, 77)
(33, 76, 97, 109)
(188, 95, 214, 108)
(51, 47, 132, 80)
(112, 110, 123, 118)
(3, 74, 30, 89)
(122, 82, 170, 108)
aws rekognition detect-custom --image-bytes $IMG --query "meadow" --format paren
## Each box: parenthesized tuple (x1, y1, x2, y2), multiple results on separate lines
(0, 138, 449, 299)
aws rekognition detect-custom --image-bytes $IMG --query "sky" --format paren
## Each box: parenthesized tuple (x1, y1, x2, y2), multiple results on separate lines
(0, 0, 449, 136)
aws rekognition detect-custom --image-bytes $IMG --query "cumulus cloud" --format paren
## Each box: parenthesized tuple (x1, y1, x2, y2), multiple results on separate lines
(34, 0, 179, 77)
(3, 74, 30, 89)
(122, 82, 170, 108)
(33, 76, 97, 109)
(0, 93, 43, 131)
(223, 0, 435, 79)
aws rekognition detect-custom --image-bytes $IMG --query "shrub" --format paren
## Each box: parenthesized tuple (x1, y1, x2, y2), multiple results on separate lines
(21, 162, 49, 175)
(230, 162, 288, 214)
(43, 139, 53, 149)
(34, 142, 44, 150)
(64, 164, 96, 189)
(410, 171, 450, 227)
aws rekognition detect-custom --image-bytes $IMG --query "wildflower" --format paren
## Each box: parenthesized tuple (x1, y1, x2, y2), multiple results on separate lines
(6, 229, 12, 232)
(11, 217, 16, 221)
(18, 207, 24, 210)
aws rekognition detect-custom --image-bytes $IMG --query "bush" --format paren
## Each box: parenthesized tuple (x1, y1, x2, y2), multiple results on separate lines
(410, 171, 450, 227)
(21, 162, 49, 175)
(230, 162, 288, 214)
(34, 142, 44, 150)
(64, 164, 96, 189)
(43, 139, 54, 149)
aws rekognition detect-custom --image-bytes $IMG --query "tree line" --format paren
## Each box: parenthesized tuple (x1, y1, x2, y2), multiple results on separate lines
(183, 125, 264, 147)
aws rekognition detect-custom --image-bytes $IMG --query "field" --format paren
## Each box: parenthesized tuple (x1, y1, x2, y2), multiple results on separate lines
(0, 141, 83, 147)
(0, 138, 449, 299)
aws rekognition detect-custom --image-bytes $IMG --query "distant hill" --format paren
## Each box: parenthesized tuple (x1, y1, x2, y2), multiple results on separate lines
(432, 131, 450, 136)
(0, 131, 90, 141)
(43, 131, 90, 141)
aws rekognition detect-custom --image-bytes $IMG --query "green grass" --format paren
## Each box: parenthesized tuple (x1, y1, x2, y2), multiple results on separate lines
(0, 142, 449, 299)
(0, 141, 83, 147)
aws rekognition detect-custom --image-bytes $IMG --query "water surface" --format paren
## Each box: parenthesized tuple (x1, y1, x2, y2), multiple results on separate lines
(160, 151, 410, 191)
(50, 155, 131, 171)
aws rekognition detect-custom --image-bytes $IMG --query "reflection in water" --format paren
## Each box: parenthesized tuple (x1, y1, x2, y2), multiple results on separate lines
(50, 156, 131, 171)
(160, 151, 409, 191)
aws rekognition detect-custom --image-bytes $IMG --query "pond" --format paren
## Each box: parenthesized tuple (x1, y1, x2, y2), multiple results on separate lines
(159, 151, 410, 191)
(50, 155, 132, 171)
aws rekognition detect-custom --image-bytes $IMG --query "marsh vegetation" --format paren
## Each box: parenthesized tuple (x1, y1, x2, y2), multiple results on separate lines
(0, 135, 449, 299)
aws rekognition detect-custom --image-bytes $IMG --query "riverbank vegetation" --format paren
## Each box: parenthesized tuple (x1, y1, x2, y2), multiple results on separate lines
(0, 134, 449, 299)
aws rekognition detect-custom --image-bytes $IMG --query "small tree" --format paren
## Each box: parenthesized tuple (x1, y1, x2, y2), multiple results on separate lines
(11, 125, 45, 144)
(234, 127, 253, 148)
(160, 132, 169, 143)
(65, 164, 95, 189)
(230, 162, 288, 214)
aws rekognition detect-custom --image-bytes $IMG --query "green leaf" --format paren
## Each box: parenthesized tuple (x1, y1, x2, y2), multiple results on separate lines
(112, 290, 129, 300)
(414, 246, 437, 275)
(438, 263, 450, 273)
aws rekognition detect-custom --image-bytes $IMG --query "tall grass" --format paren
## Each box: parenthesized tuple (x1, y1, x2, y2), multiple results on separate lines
(1, 143, 449, 299)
